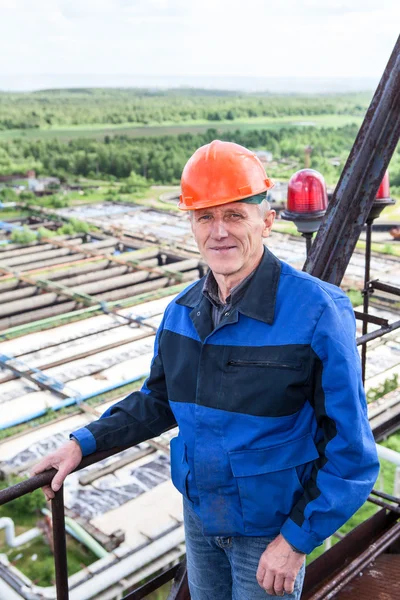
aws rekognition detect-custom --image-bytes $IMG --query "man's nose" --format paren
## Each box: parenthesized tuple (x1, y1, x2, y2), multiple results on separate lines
(211, 219, 228, 239)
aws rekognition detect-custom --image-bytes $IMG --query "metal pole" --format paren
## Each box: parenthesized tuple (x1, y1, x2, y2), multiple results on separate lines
(361, 219, 373, 383)
(302, 233, 313, 257)
(304, 35, 400, 285)
(52, 486, 69, 600)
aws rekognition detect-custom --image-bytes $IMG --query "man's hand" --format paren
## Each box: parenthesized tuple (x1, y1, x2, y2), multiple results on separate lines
(256, 534, 305, 596)
(30, 440, 83, 501)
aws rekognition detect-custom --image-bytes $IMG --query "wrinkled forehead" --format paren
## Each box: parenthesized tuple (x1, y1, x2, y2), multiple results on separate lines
(194, 201, 258, 216)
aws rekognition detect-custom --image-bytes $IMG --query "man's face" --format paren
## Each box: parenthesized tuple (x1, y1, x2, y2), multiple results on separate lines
(190, 202, 275, 278)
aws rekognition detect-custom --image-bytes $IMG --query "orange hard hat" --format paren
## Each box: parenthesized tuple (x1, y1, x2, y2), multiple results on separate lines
(178, 140, 274, 210)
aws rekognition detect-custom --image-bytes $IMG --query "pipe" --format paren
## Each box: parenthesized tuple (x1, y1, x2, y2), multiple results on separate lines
(376, 444, 400, 466)
(0, 517, 41, 547)
(1, 239, 117, 268)
(42, 509, 108, 559)
(91, 269, 197, 303)
(1, 526, 184, 600)
(0, 259, 197, 315)
(0, 269, 198, 328)
(0, 239, 82, 260)
(2, 246, 84, 268)
(0, 577, 23, 600)
(47, 248, 160, 281)
(0, 261, 157, 304)
(8, 253, 89, 273)
(69, 526, 185, 600)
(0, 281, 187, 339)
(0, 371, 149, 430)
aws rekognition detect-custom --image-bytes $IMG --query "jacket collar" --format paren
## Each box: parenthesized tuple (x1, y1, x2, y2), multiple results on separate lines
(176, 247, 281, 325)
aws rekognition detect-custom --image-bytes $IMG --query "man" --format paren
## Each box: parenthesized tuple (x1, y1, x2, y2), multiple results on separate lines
(33, 140, 379, 599)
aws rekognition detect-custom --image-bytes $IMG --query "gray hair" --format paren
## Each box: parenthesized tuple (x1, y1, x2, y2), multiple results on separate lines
(258, 198, 271, 218)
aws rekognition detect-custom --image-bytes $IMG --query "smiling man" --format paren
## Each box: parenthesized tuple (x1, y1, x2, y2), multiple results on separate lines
(33, 140, 379, 599)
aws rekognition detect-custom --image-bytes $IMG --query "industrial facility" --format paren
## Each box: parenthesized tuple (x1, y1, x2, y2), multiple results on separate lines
(0, 35, 399, 600)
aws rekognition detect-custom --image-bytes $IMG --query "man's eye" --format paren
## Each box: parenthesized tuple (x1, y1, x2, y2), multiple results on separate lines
(229, 213, 243, 219)
(198, 215, 212, 222)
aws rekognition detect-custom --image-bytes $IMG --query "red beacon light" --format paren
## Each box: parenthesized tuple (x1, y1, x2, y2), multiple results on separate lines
(368, 170, 395, 221)
(281, 169, 328, 234)
(376, 170, 390, 199)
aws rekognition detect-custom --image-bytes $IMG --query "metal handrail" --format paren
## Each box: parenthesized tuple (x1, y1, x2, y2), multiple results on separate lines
(0, 445, 190, 600)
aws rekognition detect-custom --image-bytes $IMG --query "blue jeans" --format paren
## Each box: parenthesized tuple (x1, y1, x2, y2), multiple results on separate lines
(184, 500, 305, 600)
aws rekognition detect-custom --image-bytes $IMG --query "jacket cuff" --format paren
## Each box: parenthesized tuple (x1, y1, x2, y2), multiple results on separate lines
(280, 518, 320, 555)
(70, 428, 96, 457)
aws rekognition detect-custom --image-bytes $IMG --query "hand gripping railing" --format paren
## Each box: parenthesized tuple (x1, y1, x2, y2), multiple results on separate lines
(0, 446, 190, 600)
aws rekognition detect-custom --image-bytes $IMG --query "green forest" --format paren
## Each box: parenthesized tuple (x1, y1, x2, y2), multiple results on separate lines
(0, 88, 371, 130)
(0, 88, 399, 193)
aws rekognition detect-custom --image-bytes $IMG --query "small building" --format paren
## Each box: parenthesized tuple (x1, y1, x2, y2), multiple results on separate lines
(255, 151, 273, 164)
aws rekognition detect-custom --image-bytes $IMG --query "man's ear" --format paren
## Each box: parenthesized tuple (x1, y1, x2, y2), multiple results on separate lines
(262, 210, 276, 238)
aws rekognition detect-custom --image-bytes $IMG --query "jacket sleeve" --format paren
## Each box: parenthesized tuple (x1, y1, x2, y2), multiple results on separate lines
(70, 314, 176, 456)
(280, 295, 380, 554)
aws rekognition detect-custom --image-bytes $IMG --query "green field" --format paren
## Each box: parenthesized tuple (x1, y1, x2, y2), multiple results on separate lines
(0, 114, 364, 142)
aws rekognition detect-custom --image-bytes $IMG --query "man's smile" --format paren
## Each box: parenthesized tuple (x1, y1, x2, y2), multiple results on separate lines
(208, 245, 237, 252)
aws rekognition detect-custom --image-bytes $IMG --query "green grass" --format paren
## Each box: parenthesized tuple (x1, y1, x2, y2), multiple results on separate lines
(0, 210, 30, 220)
(0, 114, 364, 142)
(346, 288, 363, 307)
(3, 534, 98, 586)
(272, 221, 302, 237)
(356, 239, 400, 257)
(0, 477, 97, 586)
(375, 201, 400, 223)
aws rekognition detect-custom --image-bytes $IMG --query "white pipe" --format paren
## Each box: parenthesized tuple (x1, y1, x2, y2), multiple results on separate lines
(69, 526, 185, 600)
(42, 508, 108, 559)
(0, 577, 23, 599)
(0, 517, 41, 547)
(376, 444, 400, 466)
(25, 526, 185, 600)
(395, 468, 400, 497)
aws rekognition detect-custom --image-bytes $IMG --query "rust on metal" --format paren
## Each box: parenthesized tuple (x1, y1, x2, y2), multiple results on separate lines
(122, 563, 181, 600)
(304, 35, 400, 286)
(167, 560, 190, 600)
(335, 554, 400, 599)
(52, 486, 69, 600)
(303, 508, 400, 600)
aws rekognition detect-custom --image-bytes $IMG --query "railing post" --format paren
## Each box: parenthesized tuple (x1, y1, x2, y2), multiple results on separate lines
(52, 485, 69, 600)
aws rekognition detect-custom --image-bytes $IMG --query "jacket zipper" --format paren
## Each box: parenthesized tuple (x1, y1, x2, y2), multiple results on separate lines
(228, 360, 302, 370)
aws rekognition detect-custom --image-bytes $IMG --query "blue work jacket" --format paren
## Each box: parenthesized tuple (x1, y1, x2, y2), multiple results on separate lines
(72, 248, 379, 554)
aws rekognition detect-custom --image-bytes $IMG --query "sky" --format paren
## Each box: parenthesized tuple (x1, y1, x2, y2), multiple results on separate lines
(0, 0, 399, 91)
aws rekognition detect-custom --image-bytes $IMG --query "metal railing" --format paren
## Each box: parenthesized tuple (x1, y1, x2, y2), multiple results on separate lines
(0, 446, 189, 600)
(1, 460, 399, 600)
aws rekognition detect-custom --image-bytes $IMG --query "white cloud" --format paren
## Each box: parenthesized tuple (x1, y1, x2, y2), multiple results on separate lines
(0, 0, 398, 85)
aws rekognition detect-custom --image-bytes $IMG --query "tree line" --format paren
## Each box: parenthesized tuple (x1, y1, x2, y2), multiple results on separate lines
(0, 125, 357, 183)
(1, 124, 399, 191)
(0, 89, 371, 130)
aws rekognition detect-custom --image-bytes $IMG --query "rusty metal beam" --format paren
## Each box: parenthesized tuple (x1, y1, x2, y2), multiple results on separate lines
(122, 564, 181, 600)
(167, 561, 190, 600)
(304, 35, 400, 285)
(303, 506, 400, 599)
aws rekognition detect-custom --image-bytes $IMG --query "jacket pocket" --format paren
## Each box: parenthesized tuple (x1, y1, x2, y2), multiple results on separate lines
(170, 435, 190, 499)
(228, 434, 319, 534)
(227, 360, 302, 370)
(222, 349, 310, 417)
